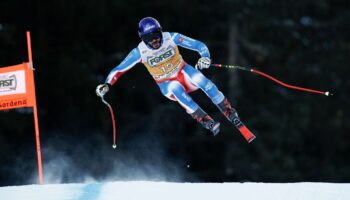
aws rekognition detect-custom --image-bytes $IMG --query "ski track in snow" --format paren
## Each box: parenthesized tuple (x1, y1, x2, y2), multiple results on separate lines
(1, 181, 350, 200)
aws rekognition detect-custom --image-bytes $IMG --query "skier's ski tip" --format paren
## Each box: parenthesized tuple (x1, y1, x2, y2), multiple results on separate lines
(238, 125, 256, 143)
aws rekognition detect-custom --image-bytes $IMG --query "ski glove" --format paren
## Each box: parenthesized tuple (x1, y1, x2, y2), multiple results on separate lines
(96, 83, 109, 97)
(195, 57, 211, 70)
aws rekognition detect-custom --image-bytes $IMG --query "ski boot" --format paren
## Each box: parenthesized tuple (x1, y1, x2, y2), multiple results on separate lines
(190, 108, 220, 136)
(216, 98, 239, 123)
(216, 98, 256, 142)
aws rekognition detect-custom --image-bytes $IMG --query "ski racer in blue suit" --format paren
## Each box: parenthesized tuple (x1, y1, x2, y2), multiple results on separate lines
(96, 17, 240, 136)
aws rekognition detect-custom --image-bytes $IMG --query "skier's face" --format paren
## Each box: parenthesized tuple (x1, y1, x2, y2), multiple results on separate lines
(149, 38, 161, 49)
(142, 31, 162, 49)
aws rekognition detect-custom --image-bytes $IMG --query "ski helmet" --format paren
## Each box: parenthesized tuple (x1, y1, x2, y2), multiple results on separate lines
(138, 17, 163, 49)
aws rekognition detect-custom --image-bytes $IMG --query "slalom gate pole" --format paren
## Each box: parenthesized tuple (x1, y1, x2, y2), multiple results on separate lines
(100, 96, 117, 149)
(27, 31, 44, 184)
(211, 64, 333, 96)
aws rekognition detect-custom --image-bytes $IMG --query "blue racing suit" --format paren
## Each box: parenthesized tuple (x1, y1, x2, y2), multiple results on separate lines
(105, 32, 224, 113)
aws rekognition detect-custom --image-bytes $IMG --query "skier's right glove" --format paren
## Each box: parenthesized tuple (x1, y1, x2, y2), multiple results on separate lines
(195, 57, 211, 70)
(96, 83, 110, 97)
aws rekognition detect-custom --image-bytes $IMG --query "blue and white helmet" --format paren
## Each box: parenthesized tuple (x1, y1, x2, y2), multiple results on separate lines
(138, 17, 163, 49)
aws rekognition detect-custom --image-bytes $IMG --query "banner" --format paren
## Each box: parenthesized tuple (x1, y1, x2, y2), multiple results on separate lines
(0, 63, 37, 110)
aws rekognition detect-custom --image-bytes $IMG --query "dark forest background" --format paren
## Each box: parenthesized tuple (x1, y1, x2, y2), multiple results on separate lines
(0, 0, 349, 186)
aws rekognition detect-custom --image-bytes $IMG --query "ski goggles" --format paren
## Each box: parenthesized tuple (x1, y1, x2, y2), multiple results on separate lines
(141, 31, 162, 44)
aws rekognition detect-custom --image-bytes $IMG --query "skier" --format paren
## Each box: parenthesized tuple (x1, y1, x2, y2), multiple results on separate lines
(96, 17, 242, 136)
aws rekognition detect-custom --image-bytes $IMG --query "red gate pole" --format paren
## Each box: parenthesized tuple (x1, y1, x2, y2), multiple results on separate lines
(26, 31, 43, 184)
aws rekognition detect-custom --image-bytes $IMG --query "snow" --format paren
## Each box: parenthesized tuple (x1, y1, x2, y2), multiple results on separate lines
(1, 181, 350, 200)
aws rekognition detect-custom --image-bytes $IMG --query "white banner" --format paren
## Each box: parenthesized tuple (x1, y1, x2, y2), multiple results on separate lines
(0, 70, 26, 96)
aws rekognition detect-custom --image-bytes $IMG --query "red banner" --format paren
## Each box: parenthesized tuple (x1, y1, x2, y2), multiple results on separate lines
(0, 63, 37, 110)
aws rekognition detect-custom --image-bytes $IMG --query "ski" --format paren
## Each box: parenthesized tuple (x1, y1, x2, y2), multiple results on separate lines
(232, 117, 256, 143)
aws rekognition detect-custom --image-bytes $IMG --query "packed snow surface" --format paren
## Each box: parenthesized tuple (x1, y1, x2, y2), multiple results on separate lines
(1, 181, 350, 200)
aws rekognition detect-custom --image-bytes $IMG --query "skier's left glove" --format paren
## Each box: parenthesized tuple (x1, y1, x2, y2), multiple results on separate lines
(96, 83, 110, 97)
(195, 57, 211, 70)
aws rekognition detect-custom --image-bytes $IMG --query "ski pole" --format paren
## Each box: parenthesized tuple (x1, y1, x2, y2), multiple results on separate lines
(211, 64, 333, 96)
(100, 96, 117, 149)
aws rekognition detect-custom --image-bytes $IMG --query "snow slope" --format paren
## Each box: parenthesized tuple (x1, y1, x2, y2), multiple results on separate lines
(1, 181, 350, 200)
